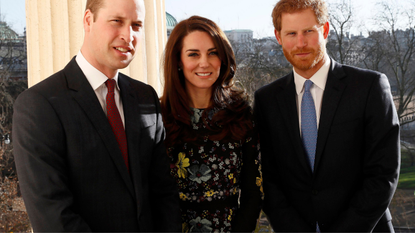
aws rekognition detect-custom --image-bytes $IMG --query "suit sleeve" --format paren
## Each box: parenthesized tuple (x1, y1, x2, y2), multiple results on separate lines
(231, 116, 262, 232)
(328, 74, 400, 231)
(13, 90, 91, 232)
(147, 87, 182, 232)
(254, 91, 312, 232)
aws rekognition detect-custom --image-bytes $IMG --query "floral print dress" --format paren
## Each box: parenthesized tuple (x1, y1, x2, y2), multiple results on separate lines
(168, 108, 262, 232)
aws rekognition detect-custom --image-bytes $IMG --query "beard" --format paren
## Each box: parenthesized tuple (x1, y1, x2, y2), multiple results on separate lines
(282, 42, 325, 72)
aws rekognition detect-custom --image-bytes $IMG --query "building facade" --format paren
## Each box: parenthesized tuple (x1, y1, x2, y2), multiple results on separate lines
(0, 22, 27, 81)
(166, 12, 177, 38)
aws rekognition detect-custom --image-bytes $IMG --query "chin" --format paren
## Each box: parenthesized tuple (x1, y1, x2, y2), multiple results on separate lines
(292, 61, 313, 71)
(119, 60, 133, 68)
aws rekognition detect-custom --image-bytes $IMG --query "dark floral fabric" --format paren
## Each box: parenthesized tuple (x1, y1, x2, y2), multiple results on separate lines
(168, 108, 262, 232)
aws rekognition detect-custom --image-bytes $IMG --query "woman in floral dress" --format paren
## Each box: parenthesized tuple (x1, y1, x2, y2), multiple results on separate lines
(160, 16, 262, 232)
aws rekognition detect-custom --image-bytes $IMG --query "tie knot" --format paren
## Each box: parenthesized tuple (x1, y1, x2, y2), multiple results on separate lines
(304, 80, 313, 92)
(105, 79, 116, 93)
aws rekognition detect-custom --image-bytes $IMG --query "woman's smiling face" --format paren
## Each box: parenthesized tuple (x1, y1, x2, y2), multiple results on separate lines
(180, 30, 221, 94)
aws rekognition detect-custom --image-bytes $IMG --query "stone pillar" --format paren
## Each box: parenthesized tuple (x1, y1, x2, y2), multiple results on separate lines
(25, 0, 167, 94)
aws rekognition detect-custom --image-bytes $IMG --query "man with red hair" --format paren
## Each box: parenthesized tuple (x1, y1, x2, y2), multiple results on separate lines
(255, 0, 400, 231)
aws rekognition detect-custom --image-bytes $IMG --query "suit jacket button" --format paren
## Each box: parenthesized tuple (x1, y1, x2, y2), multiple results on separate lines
(312, 190, 318, 195)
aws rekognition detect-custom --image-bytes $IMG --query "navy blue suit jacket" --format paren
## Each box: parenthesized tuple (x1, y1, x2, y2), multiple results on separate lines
(254, 58, 400, 232)
(13, 57, 181, 232)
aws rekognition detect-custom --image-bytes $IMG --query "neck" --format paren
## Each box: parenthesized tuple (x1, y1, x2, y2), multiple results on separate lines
(187, 88, 212, 109)
(80, 46, 117, 79)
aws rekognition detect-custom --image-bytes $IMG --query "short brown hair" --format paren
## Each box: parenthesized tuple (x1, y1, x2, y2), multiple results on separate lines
(85, 0, 105, 21)
(272, 0, 328, 32)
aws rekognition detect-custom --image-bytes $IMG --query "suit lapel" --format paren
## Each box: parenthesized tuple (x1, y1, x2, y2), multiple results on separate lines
(276, 74, 312, 174)
(315, 59, 347, 171)
(118, 74, 143, 215)
(64, 58, 135, 198)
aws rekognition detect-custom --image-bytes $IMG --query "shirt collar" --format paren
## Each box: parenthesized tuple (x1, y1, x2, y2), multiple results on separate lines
(75, 51, 120, 91)
(294, 56, 330, 95)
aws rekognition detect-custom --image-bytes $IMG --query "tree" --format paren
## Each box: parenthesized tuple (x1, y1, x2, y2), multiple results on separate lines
(0, 27, 27, 179)
(361, 30, 387, 72)
(370, 0, 415, 127)
(230, 37, 292, 105)
(0, 22, 30, 232)
(327, 0, 364, 67)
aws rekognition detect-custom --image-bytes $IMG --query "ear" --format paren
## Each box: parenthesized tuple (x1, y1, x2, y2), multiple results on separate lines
(274, 29, 282, 45)
(323, 21, 330, 39)
(83, 9, 93, 32)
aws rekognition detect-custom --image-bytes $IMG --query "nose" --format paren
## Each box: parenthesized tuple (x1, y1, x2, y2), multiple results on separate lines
(121, 26, 135, 44)
(296, 33, 307, 48)
(199, 55, 209, 68)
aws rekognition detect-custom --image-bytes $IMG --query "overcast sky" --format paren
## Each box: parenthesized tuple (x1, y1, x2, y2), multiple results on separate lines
(0, 0, 25, 35)
(0, 0, 409, 38)
(165, 0, 380, 38)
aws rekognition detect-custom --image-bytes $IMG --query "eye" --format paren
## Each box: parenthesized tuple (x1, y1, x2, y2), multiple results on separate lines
(209, 51, 218, 56)
(132, 23, 142, 32)
(111, 19, 123, 26)
(188, 53, 198, 57)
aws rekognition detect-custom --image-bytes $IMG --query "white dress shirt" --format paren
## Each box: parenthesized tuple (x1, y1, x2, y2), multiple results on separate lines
(75, 51, 125, 128)
(294, 57, 330, 133)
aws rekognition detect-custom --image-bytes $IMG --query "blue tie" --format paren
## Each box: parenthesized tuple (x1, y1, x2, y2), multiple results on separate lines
(301, 80, 317, 172)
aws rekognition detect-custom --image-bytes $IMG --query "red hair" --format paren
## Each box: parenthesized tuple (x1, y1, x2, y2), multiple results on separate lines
(272, 0, 329, 32)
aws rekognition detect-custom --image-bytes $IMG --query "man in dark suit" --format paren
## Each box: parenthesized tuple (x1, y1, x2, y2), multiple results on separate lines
(254, 0, 400, 232)
(13, 0, 181, 231)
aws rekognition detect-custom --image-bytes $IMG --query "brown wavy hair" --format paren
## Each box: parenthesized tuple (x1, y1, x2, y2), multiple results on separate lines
(160, 15, 252, 149)
(272, 0, 329, 32)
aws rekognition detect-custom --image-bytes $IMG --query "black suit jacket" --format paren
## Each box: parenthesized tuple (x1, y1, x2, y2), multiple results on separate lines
(13, 57, 181, 232)
(254, 58, 400, 232)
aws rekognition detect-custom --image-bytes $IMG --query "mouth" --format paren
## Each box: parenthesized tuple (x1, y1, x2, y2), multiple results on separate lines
(114, 47, 132, 53)
(196, 72, 212, 77)
(295, 52, 310, 56)
(293, 49, 313, 57)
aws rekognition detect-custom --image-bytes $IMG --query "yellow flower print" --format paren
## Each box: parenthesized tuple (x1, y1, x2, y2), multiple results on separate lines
(256, 177, 264, 194)
(204, 190, 217, 197)
(228, 209, 233, 221)
(256, 177, 262, 186)
(205, 190, 214, 197)
(180, 193, 188, 201)
(228, 173, 236, 184)
(205, 190, 218, 197)
(176, 152, 190, 178)
(233, 187, 238, 195)
(182, 222, 189, 233)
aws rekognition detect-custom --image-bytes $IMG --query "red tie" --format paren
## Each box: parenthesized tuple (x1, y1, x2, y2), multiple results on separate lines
(105, 79, 129, 172)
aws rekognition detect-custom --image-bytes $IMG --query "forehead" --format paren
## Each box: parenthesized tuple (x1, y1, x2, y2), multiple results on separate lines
(182, 31, 215, 50)
(280, 8, 319, 31)
(99, 0, 145, 20)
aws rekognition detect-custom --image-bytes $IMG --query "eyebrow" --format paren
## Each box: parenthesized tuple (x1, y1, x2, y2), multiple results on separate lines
(283, 25, 318, 33)
(111, 16, 143, 24)
(185, 48, 217, 52)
